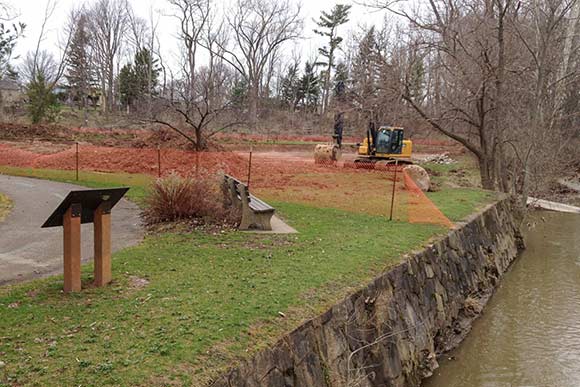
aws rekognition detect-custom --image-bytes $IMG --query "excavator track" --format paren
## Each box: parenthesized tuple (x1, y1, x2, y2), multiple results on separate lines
(347, 157, 413, 170)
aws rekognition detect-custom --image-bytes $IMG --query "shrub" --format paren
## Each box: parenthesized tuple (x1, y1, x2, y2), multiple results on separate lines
(143, 172, 238, 226)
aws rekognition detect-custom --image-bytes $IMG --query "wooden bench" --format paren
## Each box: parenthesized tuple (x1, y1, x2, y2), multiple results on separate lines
(223, 174, 275, 231)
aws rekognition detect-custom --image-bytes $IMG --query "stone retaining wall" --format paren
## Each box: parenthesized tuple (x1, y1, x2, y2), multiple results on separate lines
(210, 197, 524, 387)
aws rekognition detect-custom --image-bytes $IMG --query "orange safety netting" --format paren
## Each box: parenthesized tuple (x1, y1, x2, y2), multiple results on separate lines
(403, 170, 454, 228)
(0, 142, 453, 227)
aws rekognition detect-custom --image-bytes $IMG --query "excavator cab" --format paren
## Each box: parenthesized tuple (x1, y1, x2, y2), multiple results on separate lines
(356, 125, 413, 163)
(376, 127, 404, 155)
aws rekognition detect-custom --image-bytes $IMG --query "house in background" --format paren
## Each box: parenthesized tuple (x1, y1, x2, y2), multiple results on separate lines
(0, 78, 24, 108)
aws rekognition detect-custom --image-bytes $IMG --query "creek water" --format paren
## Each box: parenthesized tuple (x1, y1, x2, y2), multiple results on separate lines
(423, 210, 580, 387)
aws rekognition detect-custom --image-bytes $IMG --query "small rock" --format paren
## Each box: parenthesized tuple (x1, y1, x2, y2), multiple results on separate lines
(422, 153, 457, 165)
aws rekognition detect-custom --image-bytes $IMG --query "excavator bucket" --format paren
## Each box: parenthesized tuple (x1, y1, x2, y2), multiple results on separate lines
(314, 144, 341, 165)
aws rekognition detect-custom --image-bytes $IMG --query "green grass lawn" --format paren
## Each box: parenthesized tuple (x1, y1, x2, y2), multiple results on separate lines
(0, 166, 151, 206)
(0, 203, 443, 386)
(427, 188, 495, 222)
(421, 156, 497, 221)
(0, 192, 12, 222)
(0, 166, 495, 386)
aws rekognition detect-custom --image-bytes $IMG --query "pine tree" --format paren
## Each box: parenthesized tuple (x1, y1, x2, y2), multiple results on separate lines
(133, 48, 160, 98)
(333, 62, 349, 100)
(280, 61, 300, 111)
(65, 14, 94, 112)
(407, 57, 425, 102)
(352, 27, 382, 111)
(27, 73, 59, 124)
(299, 62, 320, 112)
(119, 63, 136, 108)
(230, 78, 247, 108)
(313, 4, 351, 114)
(118, 48, 160, 110)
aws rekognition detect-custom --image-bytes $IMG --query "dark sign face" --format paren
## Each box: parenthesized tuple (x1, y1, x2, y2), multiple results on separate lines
(41, 188, 130, 228)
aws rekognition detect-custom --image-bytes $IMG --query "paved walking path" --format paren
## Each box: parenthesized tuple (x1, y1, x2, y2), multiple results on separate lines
(0, 175, 142, 285)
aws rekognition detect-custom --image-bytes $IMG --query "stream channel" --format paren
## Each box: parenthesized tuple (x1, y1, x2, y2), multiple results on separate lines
(423, 210, 580, 387)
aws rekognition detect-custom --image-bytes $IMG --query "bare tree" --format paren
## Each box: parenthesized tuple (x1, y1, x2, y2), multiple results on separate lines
(214, 0, 303, 131)
(362, 1, 519, 191)
(87, 0, 130, 113)
(151, 0, 240, 150)
(361, 0, 580, 200)
(506, 0, 580, 199)
(20, 50, 58, 84)
(125, 4, 161, 117)
(22, 0, 75, 123)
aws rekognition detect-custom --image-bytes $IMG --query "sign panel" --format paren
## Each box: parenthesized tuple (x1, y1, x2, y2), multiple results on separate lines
(41, 188, 129, 228)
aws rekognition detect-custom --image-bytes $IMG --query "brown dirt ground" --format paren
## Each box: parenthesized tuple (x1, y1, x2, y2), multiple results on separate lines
(0, 124, 454, 227)
(0, 141, 403, 194)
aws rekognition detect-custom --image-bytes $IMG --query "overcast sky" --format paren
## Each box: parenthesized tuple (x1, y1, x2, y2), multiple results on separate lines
(7, 0, 388, 72)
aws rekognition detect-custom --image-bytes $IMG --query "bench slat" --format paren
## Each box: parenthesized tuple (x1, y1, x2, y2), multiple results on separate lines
(249, 195, 274, 213)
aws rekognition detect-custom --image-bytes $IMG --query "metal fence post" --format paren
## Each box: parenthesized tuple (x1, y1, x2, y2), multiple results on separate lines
(247, 146, 253, 189)
(389, 160, 399, 221)
(157, 146, 161, 178)
(75, 142, 79, 181)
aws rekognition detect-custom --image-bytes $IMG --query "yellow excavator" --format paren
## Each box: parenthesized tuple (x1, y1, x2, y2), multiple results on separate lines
(355, 124, 413, 166)
(314, 117, 413, 166)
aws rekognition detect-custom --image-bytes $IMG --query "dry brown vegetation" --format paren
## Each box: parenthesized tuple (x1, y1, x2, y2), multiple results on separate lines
(142, 172, 239, 226)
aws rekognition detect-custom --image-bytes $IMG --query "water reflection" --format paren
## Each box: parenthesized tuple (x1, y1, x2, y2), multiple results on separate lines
(424, 211, 580, 387)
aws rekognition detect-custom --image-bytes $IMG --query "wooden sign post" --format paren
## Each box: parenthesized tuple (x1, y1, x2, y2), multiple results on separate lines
(63, 204, 82, 292)
(42, 188, 129, 293)
(93, 201, 112, 287)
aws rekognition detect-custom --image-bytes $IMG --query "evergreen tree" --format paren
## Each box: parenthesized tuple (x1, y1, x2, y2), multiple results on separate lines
(230, 78, 248, 108)
(119, 63, 137, 108)
(333, 61, 349, 101)
(27, 73, 59, 124)
(299, 62, 320, 112)
(65, 14, 94, 111)
(352, 27, 382, 110)
(313, 4, 351, 114)
(407, 57, 425, 102)
(280, 61, 300, 110)
(133, 48, 160, 97)
(118, 48, 160, 109)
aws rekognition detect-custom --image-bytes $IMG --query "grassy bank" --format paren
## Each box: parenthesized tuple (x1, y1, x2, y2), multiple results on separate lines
(0, 166, 495, 385)
(0, 203, 443, 386)
(422, 156, 496, 221)
(0, 192, 12, 222)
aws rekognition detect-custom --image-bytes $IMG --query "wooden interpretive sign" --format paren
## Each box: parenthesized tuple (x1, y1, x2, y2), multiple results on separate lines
(42, 188, 129, 293)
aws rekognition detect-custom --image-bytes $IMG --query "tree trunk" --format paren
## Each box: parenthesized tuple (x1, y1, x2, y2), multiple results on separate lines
(249, 81, 259, 131)
(479, 156, 495, 190)
(107, 57, 115, 113)
(322, 58, 332, 115)
(195, 126, 203, 151)
(82, 95, 88, 127)
(494, 0, 508, 193)
(101, 77, 107, 114)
